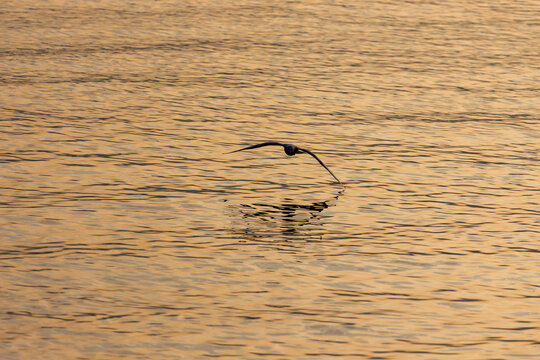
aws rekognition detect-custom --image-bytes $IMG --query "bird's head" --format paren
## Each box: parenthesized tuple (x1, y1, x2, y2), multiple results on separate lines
(283, 144, 299, 156)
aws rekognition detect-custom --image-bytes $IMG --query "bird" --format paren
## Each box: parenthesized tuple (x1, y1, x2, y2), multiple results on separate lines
(227, 141, 343, 185)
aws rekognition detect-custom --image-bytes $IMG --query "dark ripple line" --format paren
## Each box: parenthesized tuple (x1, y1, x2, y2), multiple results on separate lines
(304, 353, 366, 357)
(0, 35, 339, 60)
(6, 311, 74, 322)
(486, 337, 540, 343)
(489, 326, 537, 331)
(373, 350, 458, 355)
(0, 188, 229, 208)
(398, 339, 487, 347)
(0, 243, 149, 260)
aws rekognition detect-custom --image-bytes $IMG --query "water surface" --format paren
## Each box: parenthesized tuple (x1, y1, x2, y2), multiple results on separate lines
(1, 0, 539, 359)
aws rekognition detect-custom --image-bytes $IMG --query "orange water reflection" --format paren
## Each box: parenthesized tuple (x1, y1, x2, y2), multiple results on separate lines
(1, 0, 539, 359)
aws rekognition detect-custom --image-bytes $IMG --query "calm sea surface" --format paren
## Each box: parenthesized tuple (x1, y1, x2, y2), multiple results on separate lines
(1, 1, 539, 359)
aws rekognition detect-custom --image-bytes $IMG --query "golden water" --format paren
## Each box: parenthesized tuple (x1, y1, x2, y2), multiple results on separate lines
(1, 0, 539, 359)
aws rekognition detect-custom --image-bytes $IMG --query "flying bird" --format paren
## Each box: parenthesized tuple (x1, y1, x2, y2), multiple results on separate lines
(227, 141, 343, 185)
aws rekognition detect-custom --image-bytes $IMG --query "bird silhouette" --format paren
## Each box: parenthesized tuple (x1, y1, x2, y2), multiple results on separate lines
(227, 141, 343, 185)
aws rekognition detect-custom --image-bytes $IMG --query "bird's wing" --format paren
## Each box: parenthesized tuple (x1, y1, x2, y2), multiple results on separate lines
(298, 148, 342, 185)
(227, 141, 284, 154)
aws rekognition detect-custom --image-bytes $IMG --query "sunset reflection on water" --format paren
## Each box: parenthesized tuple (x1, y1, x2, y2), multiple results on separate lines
(1, 0, 539, 359)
